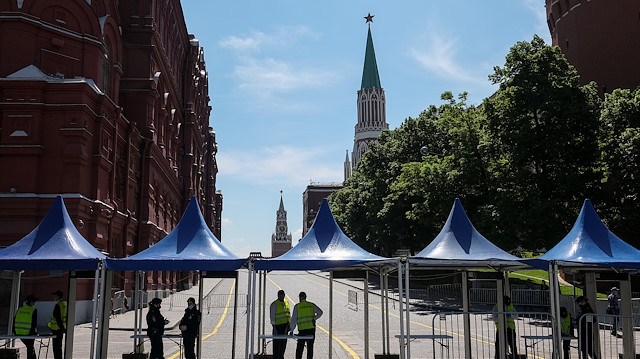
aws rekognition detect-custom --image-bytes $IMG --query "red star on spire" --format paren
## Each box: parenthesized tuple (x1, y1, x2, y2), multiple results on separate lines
(364, 13, 374, 24)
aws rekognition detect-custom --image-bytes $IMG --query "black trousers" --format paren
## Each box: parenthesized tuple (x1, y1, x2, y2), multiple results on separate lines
(149, 334, 164, 359)
(563, 339, 571, 359)
(495, 328, 518, 359)
(183, 333, 196, 359)
(295, 328, 315, 359)
(273, 323, 289, 359)
(52, 329, 65, 359)
(21, 338, 36, 359)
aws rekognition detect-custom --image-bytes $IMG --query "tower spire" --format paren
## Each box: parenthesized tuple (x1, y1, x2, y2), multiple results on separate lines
(349, 14, 388, 174)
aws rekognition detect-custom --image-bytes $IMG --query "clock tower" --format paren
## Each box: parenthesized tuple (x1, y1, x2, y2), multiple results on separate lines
(271, 192, 292, 257)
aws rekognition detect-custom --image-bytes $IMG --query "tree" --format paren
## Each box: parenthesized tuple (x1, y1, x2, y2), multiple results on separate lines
(331, 93, 489, 255)
(598, 87, 640, 243)
(483, 35, 602, 249)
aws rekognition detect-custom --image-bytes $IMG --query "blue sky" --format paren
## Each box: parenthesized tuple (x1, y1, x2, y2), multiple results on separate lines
(180, 1, 551, 257)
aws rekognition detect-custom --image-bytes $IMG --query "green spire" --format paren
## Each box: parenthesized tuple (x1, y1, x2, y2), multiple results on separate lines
(361, 27, 381, 89)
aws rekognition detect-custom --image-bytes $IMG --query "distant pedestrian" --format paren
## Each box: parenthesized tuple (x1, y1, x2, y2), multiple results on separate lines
(14, 294, 38, 359)
(607, 287, 620, 335)
(290, 292, 323, 359)
(48, 290, 67, 359)
(492, 295, 518, 359)
(179, 297, 201, 359)
(147, 298, 168, 359)
(559, 306, 574, 359)
(270, 289, 291, 359)
(576, 296, 598, 359)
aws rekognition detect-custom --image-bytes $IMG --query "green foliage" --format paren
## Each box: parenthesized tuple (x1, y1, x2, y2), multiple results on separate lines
(331, 35, 640, 255)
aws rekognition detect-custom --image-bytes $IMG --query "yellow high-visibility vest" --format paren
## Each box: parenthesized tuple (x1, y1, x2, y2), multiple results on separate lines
(273, 300, 290, 325)
(48, 300, 68, 330)
(296, 301, 316, 330)
(15, 306, 36, 335)
(561, 314, 571, 336)
(495, 304, 516, 330)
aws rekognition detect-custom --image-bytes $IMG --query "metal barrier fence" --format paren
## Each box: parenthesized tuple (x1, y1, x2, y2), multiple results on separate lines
(111, 290, 126, 316)
(577, 313, 640, 359)
(167, 292, 246, 313)
(417, 311, 554, 359)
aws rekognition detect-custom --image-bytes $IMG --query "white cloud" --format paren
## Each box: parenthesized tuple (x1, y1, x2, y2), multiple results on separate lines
(219, 25, 318, 53)
(292, 228, 303, 242)
(219, 26, 338, 110)
(409, 34, 486, 85)
(221, 217, 232, 226)
(522, 0, 550, 37)
(233, 57, 338, 95)
(218, 145, 342, 187)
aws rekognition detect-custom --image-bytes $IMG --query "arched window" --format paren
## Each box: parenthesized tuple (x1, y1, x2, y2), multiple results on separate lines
(102, 41, 111, 95)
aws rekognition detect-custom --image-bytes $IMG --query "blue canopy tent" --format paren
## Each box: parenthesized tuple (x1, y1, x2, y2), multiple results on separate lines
(0, 195, 106, 359)
(528, 199, 640, 358)
(251, 199, 392, 359)
(406, 199, 529, 359)
(106, 196, 247, 359)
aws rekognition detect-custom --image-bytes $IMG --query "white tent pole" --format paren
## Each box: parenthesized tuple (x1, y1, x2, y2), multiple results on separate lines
(133, 272, 138, 353)
(250, 265, 257, 358)
(548, 262, 560, 359)
(496, 277, 506, 359)
(244, 262, 253, 359)
(89, 264, 101, 359)
(397, 260, 405, 359)
(261, 271, 267, 352)
(462, 270, 471, 359)
(364, 270, 369, 359)
(256, 270, 263, 353)
(329, 271, 333, 359)
(198, 273, 204, 359)
(138, 271, 145, 340)
(96, 261, 107, 359)
(405, 261, 411, 359)
(379, 268, 386, 354)
(7, 271, 22, 347)
(232, 275, 239, 359)
(385, 268, 390, 354)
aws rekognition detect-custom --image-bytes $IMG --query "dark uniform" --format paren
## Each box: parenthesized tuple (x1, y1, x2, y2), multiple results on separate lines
(576, 296, 598, 359)
(48, 291, 67, 359)
(179, 300, 201, 359)
(147, 298, 166, 359)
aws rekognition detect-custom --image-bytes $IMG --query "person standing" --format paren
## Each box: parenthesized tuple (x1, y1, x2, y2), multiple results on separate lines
(576, 296, 598, 359)
(492, 295, 519, 359)
(270, 290, 291, 359)
(48, 290, 67, 359)
(179, 297, 201, 359)
(290, 292, 323, 359)
(559, 306, 574, 359)
(14, 295, 38, 359)
(147, 298, 167, 359)
(607, 287, 621, 336)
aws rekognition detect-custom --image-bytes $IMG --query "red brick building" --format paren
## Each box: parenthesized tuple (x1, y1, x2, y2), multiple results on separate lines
(0, 0, 221, 297)
(545, 0, 640, 92)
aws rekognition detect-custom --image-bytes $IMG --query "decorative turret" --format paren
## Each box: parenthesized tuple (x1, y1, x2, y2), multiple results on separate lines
(271, 191, 292, 257)
(350, 13, 388, 175)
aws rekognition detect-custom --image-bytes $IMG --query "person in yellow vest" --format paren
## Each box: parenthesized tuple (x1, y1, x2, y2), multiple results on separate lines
(13, 294, 38, 359)
(559, 306, 574, 359)
(289, 291, 323, 359)
(49, 290, 67, 359)
(269, 290, 291, 359)
(492, 295, 519, 359)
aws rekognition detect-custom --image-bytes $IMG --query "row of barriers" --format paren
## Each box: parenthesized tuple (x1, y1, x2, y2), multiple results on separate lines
(399, 311, 640, 358)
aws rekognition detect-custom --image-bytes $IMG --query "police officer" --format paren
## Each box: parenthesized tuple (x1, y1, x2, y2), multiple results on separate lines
(49, 290, 67, 359)
(14, 294, 38, 359)
(492, 295, 519, 359)
(576, 296, 597, 359)
(179, 297, 201, 359)
(290, 292, 323, 359)
(559, 306, 574, 359)
(270, 290, 291, 359)
(147, 297, 168, 359)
